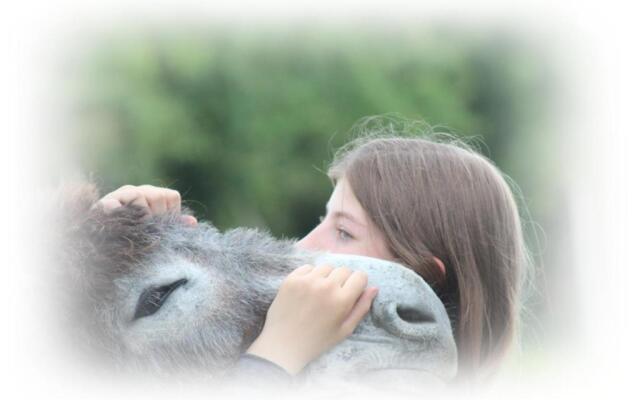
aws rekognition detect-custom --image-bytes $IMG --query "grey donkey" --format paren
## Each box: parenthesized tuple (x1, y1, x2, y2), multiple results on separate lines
(53, 183, 457, 388)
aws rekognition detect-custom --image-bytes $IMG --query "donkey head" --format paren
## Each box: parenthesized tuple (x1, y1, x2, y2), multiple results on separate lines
(53, 183, 457, 385)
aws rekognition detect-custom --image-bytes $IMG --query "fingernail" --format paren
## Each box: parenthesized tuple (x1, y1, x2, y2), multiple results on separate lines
(180, 215, 198, 226)
(99, 199, 121, 214)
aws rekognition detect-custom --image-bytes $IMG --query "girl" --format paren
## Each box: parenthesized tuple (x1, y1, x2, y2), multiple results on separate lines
(96, 119, 528, 384)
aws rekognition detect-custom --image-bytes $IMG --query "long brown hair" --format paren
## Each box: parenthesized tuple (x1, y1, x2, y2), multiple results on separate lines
(327, 117, 528, 382)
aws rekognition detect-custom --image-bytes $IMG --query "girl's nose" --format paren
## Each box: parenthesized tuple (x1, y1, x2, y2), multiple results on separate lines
(295, 232, 313, 250)
(295, 219, 324, 249)
(297, 237, 323, 251)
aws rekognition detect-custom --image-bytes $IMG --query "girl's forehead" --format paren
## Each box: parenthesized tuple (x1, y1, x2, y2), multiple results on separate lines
(327, 179, 352, 207)
(327, 180, 366, 220)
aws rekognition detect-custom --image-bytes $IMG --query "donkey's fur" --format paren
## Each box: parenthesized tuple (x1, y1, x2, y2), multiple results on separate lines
(52, 182, 457, 385)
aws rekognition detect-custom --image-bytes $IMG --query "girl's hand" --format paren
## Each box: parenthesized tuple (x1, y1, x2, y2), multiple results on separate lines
(246, 264, 379, 374)
(93, 184, 197, 226)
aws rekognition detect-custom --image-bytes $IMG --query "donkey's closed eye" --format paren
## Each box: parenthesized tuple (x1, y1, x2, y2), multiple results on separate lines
(133, 279, 188, 320)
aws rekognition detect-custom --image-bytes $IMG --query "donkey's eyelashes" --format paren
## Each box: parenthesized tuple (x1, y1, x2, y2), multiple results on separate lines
(133, 279, 188, 320)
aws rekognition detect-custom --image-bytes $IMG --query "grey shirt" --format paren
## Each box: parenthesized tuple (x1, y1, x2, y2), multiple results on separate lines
(232, 353, 294, 384)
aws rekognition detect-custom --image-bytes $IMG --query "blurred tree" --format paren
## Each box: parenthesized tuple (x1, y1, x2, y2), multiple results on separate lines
(69, 26, 558, 237)
(66, 24, 566, 355)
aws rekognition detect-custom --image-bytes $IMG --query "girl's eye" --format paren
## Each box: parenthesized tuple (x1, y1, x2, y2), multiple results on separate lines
(338, 228, 353, 241)
(318, 215, 353, 241)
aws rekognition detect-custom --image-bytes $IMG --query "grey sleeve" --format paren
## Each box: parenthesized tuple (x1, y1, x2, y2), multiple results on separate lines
(230, 353, 294, 385)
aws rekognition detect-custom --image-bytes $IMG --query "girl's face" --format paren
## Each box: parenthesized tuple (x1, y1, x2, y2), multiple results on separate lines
(295, 178, 395, 261)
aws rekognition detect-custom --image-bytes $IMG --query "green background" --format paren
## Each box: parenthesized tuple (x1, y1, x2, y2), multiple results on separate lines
(63, 24, 572, 364)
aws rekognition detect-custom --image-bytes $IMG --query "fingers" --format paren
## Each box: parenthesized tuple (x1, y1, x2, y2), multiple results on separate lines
(100, 185, 150, 213)
(273, 263, 375, 351)
(327, 267, 354, 287)
(97, 186, 137, 212)
(341, 286, 379, 334)
(342, 270, 369, 303)
(140, 185, 168, 215)
(308, 264, 334, 278)
(298, 265, 366, 290)
(288, 265, 352, 287)
(97, 198, 121, 213)
(289, 264, 371, 308)
(94, 185, 194, 225)
(180, 215, 198, 226)
(289, 264, 314, 277)
(163, 188, 182, 212)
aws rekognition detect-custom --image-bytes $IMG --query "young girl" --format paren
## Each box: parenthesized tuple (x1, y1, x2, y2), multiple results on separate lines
(96, 120, 528, 384)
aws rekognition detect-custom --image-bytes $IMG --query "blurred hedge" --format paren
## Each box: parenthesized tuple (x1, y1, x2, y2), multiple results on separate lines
(68, 25, 559, 238)
(65, 25, 571, 352)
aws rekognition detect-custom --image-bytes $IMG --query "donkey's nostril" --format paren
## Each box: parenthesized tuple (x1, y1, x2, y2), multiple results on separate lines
(373, 301, 440, 341)
(396, 305, 434, 324)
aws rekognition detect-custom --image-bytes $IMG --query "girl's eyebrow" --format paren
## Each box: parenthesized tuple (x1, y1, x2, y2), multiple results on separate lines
(326, 205, 365, 228)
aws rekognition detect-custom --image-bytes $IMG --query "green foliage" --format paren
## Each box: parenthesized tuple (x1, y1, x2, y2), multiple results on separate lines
(69, 25, 559, 241)
(67, 24, 567, 352)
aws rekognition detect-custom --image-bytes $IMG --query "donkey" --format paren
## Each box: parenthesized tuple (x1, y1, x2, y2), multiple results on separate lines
(52, 182, 457, 387)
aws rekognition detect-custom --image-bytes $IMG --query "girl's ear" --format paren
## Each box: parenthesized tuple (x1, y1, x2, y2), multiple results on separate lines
(434, 257, 446, 279)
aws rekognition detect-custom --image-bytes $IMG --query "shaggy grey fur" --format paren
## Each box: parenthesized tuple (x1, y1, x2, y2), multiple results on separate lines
(53, 183, 457, 386)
